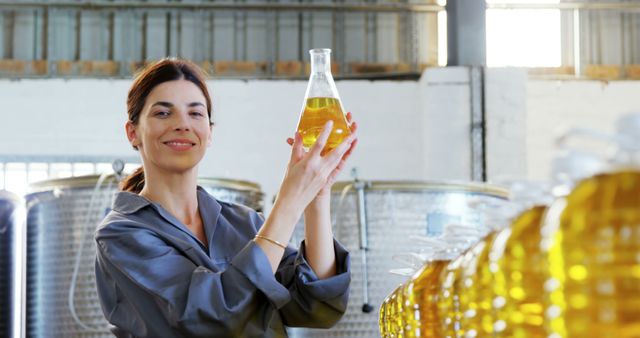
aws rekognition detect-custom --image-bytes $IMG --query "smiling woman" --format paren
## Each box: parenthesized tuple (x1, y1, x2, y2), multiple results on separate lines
(94, 58, 359, 338)
(120, 60, 214, 194)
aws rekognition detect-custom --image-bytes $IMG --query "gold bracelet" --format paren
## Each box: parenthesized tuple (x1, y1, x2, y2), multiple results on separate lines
(254, 234, 287, 250)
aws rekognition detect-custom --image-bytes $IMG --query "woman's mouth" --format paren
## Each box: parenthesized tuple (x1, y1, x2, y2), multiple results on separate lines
(163, 140, 196, 151)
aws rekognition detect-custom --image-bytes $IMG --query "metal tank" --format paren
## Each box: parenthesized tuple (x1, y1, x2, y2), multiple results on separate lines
(1, 190, 24, 338)
(288, 180, 509, 338)
(25, 174, 264, 338)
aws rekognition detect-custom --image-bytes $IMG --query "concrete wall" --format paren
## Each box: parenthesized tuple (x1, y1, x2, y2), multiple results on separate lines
(526, 79, 640, 180)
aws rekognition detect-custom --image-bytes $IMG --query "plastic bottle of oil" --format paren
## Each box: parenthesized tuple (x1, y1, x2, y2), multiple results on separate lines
(454, 203, 514, 338)
(456, 231, 500, 338)
(542, 113, 640, 338)
(403, 254, 453, 337)
(481, 182, 554, 338)
(380, 284, 404, 338)
(381, 254, 425, 337)
(490, 205, 548, 338)
(295, 48, 350, 153)
(436, 223, 491, 338)
(380, 292, 390, 337)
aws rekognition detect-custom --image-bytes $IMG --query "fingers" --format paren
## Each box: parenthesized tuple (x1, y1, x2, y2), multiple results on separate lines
(346, 112, 352, 123)
(286, 138, 294, 146)
(309, 120, 334, 157)
(343, 138, 358, 159)
(350, 121, 358, 134)
(290, 132, 304, 162)
(325, 133, 357, 168)
(325, 156, 348, 187)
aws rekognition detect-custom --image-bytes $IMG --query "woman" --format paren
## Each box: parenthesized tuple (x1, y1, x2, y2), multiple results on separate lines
(94, 58, 358, 338)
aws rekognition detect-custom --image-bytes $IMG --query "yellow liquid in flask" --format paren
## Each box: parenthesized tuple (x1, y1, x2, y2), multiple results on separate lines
(296, 97, 350, 152)
(546, 171, 640, 338)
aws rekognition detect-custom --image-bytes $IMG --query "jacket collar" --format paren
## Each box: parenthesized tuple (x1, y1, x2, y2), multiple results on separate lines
(111, 186, 221, 216)
(111, 187, 222, 252)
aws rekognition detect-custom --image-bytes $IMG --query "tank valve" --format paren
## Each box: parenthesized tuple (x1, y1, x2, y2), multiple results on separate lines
(112, 159, 125, 177)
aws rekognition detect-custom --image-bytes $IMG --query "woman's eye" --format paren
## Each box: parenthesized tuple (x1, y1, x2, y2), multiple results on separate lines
(155, 111, 170, 117)
(190, 112, 204, 117)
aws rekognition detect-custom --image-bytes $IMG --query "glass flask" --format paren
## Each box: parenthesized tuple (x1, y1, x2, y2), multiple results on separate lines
(295, 48, 350, 153)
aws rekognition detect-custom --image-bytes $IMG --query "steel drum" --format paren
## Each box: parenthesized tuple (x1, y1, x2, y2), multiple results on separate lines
(288, 180, 508, 338)
(25, 174, 264, 338)
(1, 191, 22, 338)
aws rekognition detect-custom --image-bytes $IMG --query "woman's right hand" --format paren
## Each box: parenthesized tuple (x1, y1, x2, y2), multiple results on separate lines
(275, 121, 358, 218)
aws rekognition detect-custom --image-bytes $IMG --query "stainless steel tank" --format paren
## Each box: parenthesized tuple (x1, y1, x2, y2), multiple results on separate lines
(1, 190, 22, 338)
(288, 180, 509, 338)
(25, 175, 264, 338)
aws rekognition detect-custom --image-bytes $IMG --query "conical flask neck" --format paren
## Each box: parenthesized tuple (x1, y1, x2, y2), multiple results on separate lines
(310, 49, 332, 74)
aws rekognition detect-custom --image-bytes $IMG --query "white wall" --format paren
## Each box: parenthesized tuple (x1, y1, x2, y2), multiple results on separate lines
(526, 79, 640, 181)
(1, 73, 464, 211)
(485, 68, 528, 181)
(2, 68, 498, 211)
(4, 69, 634, 211)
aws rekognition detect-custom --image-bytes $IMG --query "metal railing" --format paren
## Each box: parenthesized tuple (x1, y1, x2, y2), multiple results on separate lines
(1, 1, 639, 79)
(0, 0, 443, 13)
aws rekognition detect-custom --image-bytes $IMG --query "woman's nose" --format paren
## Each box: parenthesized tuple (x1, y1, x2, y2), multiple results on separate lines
(173, 112, 191, 131)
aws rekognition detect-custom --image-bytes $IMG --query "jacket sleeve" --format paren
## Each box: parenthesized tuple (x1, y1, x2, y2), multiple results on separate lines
(95, 225, 291, 337)
(275, 239, 351, 328)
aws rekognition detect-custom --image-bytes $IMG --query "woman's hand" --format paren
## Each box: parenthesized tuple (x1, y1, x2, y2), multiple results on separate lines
(278, 117, 358, 217)
(286, 112, 358, 201)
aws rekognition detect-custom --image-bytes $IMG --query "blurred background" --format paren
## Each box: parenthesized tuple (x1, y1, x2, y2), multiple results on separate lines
(1, 1, 640, 338)
(0, 0, 638, 201)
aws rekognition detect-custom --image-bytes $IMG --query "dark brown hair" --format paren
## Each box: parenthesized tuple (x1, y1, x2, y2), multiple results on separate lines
(121, 58, 213, 193)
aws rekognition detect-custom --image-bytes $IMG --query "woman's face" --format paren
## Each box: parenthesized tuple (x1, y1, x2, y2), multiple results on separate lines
(126, 79, 212, 174)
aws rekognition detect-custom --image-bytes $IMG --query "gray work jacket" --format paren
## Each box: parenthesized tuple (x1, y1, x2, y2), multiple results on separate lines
(94, 186, 350, 338)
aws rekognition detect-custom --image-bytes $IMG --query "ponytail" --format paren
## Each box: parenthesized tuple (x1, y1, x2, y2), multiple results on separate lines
(120, 166, 145, 193)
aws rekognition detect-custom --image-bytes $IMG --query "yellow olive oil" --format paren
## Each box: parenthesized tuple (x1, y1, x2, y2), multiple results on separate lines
(296, 97, 350, 152)
(438, 255, 465, 338)
(545, 171, 640, 338)
(403, 260, 450, 337)
(457, 232, 499, 338)
(493, 206, 547, 338)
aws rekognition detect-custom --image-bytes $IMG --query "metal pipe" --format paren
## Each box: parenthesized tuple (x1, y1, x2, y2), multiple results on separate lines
(0, 0, 443, 13)
(354, 179, 373, 313)
(573, 9, 581, 76)
(470, 66, 486, 182)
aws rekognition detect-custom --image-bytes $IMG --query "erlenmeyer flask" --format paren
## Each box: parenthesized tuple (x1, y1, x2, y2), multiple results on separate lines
(296, 48, 350, 152)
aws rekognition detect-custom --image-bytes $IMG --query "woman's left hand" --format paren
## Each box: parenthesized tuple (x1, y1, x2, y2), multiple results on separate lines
(287, 112, 358, 200)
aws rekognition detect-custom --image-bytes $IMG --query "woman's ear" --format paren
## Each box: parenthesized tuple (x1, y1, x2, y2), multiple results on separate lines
(207, 124, 213, 147)
(125, 121, 140, 150)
